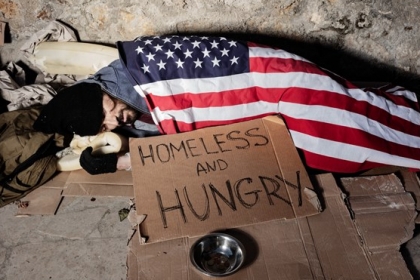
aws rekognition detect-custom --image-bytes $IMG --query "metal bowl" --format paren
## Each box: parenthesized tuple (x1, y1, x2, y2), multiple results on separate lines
(190, 233, 246, 277)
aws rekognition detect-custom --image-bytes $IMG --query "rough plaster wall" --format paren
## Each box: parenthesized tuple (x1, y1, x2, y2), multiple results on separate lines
(0, 0, 419, 89)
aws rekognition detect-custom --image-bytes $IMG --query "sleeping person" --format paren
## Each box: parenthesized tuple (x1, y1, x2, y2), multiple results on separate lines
(5, 34, 420, 176)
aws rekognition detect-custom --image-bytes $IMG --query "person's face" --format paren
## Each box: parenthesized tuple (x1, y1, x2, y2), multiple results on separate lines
(101, 93, 139, 132)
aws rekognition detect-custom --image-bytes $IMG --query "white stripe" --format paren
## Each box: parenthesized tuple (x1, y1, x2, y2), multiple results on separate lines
(140, 72, 420, 125)
(388, 89, 418, 102)
(384, 85, 404, 92)
(141, 72, 331, 96)
(289, 130, 420, 168)
(278, 102, 420, 148)
(151, 101, 279, 122)
(151, 100, 420, 148)
(248, 46, 311, 63)
(134, 85, 146, 98)
(380, 85, 417, 102)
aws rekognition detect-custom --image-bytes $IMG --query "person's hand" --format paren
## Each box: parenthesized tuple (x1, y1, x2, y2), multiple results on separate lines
(80, 147, 118, 175)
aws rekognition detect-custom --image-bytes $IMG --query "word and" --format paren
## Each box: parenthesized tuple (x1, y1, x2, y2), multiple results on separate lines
(196, 159, 228, 176)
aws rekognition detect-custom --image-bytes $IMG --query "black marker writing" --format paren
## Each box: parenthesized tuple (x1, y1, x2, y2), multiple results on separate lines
(156, 174, 290, 228)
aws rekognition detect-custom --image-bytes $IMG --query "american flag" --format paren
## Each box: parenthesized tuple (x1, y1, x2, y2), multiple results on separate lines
(117, 35, 420, 173)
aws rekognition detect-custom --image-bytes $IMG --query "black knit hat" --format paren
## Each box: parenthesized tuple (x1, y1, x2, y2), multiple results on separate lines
(34, 83, 104, 137)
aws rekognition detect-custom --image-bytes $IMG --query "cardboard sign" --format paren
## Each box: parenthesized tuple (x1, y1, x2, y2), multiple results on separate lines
(127, 173, 417, 279)
(130, 116, 321, 243)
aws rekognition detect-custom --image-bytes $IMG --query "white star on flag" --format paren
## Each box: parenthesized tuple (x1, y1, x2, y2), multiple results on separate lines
(228, 40, 237, 47)
(210, 40, 219, 48)
(146, 53, 155, 61)
(230, 56, 239, 65)
(173, 41, 182, 50)
(211, 57, 221, 67)
(191, 41, 201, 48)
(193, 58, 203, 68)
(165, 49, 174, 59)
(154, 44, 163, 51)
(221, 48, 230, 56)
(175, 58, 184, 68)
(184, 49, 193, 58)
(202, 48, 211, 58)
(157, 60, 166, 70)
(141, 63, 150, 73)
(135, 46, 143, 54)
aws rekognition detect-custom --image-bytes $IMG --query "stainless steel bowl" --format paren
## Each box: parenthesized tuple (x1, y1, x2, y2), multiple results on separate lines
(190, 233, 246, 277)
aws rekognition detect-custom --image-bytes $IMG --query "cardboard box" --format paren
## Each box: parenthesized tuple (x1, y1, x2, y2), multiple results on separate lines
(129, 116, 321, 243)
(127, 116, 417, 279)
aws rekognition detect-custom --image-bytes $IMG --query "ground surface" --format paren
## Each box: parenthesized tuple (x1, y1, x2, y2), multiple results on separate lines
(0, 197, 129, 280)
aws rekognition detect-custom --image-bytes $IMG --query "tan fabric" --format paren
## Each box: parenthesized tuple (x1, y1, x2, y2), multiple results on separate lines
(20, 20, 88, 84)
(0, 107, 60, 207)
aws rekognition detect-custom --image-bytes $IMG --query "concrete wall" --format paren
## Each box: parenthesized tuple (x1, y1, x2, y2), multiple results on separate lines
(1, 0, 419, 89)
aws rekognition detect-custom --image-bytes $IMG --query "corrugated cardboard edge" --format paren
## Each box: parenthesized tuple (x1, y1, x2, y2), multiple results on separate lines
(339, 173, 417, 279)
(353, 167, 420, 223)
(261, 115, 322, 215)
(398, 169, 420, 223)
(308, 174, 379, 279)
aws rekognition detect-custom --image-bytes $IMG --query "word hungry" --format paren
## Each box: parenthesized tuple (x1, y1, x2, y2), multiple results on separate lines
(156, 174, 294, 228)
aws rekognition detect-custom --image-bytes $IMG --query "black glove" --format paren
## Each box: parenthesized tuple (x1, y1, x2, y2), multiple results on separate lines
(80, 147, 118, 175)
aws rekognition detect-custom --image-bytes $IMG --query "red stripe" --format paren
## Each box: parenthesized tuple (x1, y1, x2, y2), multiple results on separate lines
(249, 56, 327, 76)
(157, 113, 278, 134)
(247, 41, 271, 48)
(146, 85, 420, 137)
(282, 116, 420, 162)
(280, 88, 420, 137)
(158, 114, 410, 173)
(378, 84, 395, 91)
(146, 88, 284, 110)
(363, 87, 419, 109)
(248, 45, 358, 89)
(319, 68, 359, 89)
(158, 112, 415, 173)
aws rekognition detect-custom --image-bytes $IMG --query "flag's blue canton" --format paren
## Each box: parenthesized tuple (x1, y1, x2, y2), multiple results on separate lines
(120, 35, 250, 85)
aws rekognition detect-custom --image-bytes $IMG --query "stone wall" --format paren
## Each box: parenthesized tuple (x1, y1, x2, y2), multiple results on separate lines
(1, 0, 419, 89)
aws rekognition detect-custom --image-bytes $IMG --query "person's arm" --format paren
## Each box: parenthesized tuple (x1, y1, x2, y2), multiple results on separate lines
(58, 132, 130, 174)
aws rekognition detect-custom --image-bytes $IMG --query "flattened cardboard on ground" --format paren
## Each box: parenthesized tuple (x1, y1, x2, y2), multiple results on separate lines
(339, 174, 417, 248)
(15, 187, 64, 216)
(353, 167, 420, 223)
(16, 169, 134, 216)
(338, 173, 417, 278)
(62, 169, 133, 197)
(129, 116, 321, 244)
(16, 171, 70, 216)
(395, 169, 420, 222)
(127, 173, 416, 279)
